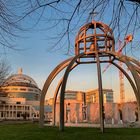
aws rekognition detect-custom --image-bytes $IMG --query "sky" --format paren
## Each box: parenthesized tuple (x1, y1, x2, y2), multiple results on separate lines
(0, 1, 138, 102)
(1, 32, 135, 102)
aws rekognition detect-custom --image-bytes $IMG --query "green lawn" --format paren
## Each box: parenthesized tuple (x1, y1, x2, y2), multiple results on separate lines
(0, 124, 140, 140)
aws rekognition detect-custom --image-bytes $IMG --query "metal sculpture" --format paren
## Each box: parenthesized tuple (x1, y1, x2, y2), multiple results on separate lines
(39, 20, 140, 133)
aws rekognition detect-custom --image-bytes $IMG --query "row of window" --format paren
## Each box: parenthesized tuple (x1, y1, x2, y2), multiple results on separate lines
(8, 92, 40, 101)
(65, 94, 76, 99)
(3, 87, 39, 93)
(0, 105, 30, 109)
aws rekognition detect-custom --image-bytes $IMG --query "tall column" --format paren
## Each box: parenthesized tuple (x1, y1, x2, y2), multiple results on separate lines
(12, 105, 14, 119)
(96, 52, 104, 133)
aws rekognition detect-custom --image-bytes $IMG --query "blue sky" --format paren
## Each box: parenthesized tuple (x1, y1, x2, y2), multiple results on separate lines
(3, 43, 135, 102)
(0, 1, 138, 102)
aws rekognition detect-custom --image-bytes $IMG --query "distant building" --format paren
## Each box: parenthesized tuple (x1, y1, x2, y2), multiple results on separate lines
(65, 90, 86, 102)
(0, 68, 49, 121)
(0, 68, 40, 101)
(0, 97, 39, 120)
(54, 89, 138, 125)
(86, 89, 113, 103)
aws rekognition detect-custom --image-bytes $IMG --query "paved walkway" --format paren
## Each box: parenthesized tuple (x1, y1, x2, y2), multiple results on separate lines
(0, 120, 34, 125)
(45, 122, 140, 128)
(0, 120, 139, 128)
(65, 123, 123, 128)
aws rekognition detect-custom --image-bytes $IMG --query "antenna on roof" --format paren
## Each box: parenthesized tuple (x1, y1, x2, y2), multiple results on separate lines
(90, 11, 98, 21)
(18, 68, 23, 75)
(86, 11, 98, 22)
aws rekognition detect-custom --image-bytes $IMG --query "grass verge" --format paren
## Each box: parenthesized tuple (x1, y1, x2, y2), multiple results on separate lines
(0, 124, 140, 140)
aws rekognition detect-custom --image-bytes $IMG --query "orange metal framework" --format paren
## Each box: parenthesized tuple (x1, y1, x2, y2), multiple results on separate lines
(75, 20, 115, 64)
(39, 20, 140, 133)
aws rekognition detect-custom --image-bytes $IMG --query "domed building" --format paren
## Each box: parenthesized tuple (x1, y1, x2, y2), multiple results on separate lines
(1, 68, 40, 101)
(0, 69, 42, 121)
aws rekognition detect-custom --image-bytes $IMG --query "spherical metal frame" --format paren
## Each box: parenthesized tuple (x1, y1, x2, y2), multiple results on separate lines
(39, 21, 140, 133)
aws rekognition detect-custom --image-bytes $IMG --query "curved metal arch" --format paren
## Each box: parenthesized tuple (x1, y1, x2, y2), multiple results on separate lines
(101, 51, 140, 100)
(112, 62, 138, 99)
(122, 59, 140, 118)
(100, 51, 140, 85)
(59, 51, 140, 131)
(102, 51, 140, 68)
(39, 48, 140, 130)
(132, 65, 140, 74)
(59, 53, 85, 131)
(52, 78, 63, 126)
(104, 52, 140, 92)
(55, 61, 139, 127)
(54, 60, 138, 127)
(39, 57, 73, 128)
(124, 59, 140, 95)
(52, 63, 78, 126)
(59, 53, 104, 132)
(102, 51, 140, 123)
(114, 57, 140, 74)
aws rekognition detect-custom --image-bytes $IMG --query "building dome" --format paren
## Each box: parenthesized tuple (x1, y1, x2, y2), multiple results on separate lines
(3, 72, 38, 88)
(0, 68, 41, 101)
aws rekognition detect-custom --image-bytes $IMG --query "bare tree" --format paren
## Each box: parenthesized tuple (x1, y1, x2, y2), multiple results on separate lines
(1, 0, 140, 58)
(10, 0, 139, 58)
(0, 0, 22, 49)
(0, 59, 11, 86)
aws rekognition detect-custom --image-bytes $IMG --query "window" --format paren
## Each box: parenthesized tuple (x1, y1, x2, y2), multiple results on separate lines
(20, 88, 26, 91)
(11, 88, 18, 90)
(3, 88, 9, 91)
(25, 106, 29, 110)
(28, 88, 33, 91)
(16, 102, 21, 104)
(17, 113, 20, 117)
(91, 94, 96, 103)
(1, 101, 6, 104)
